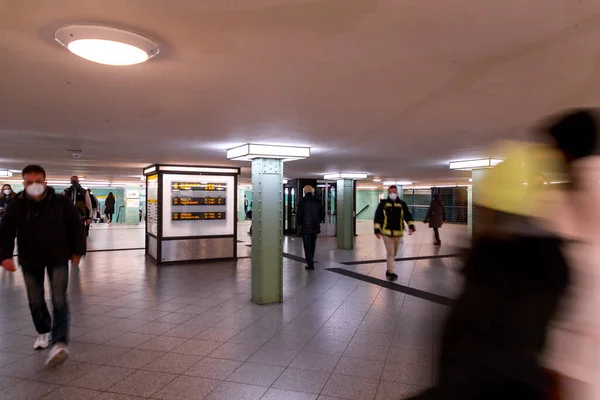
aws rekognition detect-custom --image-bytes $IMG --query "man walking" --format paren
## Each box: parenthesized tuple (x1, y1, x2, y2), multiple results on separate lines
(297, 185, 325, 270)
(374, 185, 416, 281)
(0, 165, 86, 367)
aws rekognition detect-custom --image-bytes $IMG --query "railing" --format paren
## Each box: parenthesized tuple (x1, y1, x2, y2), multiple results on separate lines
(356, 204, 370, 217)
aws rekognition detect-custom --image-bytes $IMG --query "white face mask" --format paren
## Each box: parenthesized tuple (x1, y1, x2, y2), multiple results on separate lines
(26, 183, 45, 198)
(389, 193, 398, 201)
(3, 190, 10, 196)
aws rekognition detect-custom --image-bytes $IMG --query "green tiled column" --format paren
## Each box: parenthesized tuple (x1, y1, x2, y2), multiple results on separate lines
(336, 179, 354, 250)
(471, 169, 487, 237)
(251, 158, 284, 305)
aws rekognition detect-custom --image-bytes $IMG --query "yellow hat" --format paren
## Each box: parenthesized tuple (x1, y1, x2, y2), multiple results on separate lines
(475, 141, 564, 216)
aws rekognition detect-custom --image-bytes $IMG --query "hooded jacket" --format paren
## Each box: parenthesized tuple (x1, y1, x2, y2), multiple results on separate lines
(0, 187, 86, 266)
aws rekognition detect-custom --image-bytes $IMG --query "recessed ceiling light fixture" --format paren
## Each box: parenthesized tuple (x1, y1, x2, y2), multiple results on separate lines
(54, 25, 159, 66)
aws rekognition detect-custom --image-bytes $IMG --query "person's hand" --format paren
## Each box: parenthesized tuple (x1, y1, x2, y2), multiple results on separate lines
(71, 255, 82, 264)
(1, 259, 16, 272)
(376, 233, 382, 239)
(85, 219, 91, 225)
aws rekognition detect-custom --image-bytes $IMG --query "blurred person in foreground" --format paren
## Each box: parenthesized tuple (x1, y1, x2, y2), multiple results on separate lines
(408, 142, 570, 400)
(374, 185, 415, 281)
(424, 193, 446, 246)
(297, 185, 325, 270)
(0, 165, 86, 367)
(540, 109, 600, 400)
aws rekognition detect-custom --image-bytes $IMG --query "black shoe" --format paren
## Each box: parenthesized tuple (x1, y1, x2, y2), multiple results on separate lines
(434, 241, 441, 246)
(305, 265, 315, 270)
(386, 272, 398, 282)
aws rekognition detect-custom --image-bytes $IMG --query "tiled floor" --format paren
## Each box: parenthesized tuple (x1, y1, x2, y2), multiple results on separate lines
(0, 221, 466, 399)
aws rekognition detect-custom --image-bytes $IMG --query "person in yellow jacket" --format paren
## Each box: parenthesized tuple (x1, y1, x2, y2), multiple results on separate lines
(373, 185, 415, 281)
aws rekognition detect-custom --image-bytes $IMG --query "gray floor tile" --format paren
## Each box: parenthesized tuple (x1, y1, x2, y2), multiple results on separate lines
(209, 343, 259, 362)
(152, 375, 219, 400)
(273, 368, 330, 394)
(375, 380, 427, 399)
(204, 381, 267, 400)
(196, 327, 241, 342)
(343, 341, 389, 362)
(162, 324, 207, 339)
(136, 335, 188, 352)
(261, 388, 317, 400)
(289, 351, 341, 373)
(184, 357, 242, 380)
(106, 349, 165, 369)
(95, 394, 147, 400)
(131, 322, 179, 336)
(321, 373, 379, 400)
(108, 370, 177, 397)
(382, 361, 433, 386)
(75, 329, 125, 345)
(172, 339, 222, 357)
(36, 361, 97, 385)
(143, 352, 202, 374)
(247, 347, 299, 367)
(105, 332, 155, 348)
(226, 362, 284, 387)
(73, 344, 130, 365)
(70, 365, 136, 391)
(0, 379, 58, 400)
(333, 356, 384, 379)
(39, 386, 100, 399)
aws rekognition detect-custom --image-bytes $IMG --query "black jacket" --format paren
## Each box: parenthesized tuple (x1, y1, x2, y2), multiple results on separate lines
(0, 193, 15, 216)
(104, 196, 115, 214)
(374, 198, 415, 237)
(0, 187, 86, 266)
(297, 193, 325, 235)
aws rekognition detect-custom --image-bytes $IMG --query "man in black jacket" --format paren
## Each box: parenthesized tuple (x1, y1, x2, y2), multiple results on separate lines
(297, 185, 325, 270)
(374, 185, 415, 281)
(0, 165, 86, 368)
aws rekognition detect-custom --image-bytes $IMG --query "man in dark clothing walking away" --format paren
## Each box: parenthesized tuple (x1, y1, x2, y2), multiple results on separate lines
(297, 185, 325, 270)
(424, 193, 446, 246)
(0, 165, 86, 368)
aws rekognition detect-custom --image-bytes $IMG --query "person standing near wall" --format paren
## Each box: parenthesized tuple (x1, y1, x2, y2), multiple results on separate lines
(374, 185, 416, 281)
(424, 193, 446, 246)
(0, 165, 86, 367)
(0, 184, 16, 220)
(104, 192, 116, 224)
(297, 185, 325, 270)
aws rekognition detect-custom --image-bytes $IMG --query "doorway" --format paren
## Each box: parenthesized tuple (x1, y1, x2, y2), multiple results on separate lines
(283, 185, 297, 235)
(316, 182, 337, 237)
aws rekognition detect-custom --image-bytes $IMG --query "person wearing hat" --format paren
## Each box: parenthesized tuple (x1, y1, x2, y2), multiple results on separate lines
(408, 141, 570, 400)
(541, 109, 600, 400)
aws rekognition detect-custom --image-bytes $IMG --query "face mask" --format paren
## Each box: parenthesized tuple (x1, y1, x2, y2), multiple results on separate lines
(3, 190, 10, 196)
(71, 180, 79, 186)
(26, 183, 45, 198)
(389, 193, 398, 201)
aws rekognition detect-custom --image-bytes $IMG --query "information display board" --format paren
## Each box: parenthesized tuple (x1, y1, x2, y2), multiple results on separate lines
(162, 174, 234, 237)
(146, 174, 158, 236)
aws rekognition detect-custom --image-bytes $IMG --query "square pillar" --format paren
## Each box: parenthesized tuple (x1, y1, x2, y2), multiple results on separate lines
(471, 169, 488, 237)
(336, 179, 354, 250)
(251, 158, 284, 304)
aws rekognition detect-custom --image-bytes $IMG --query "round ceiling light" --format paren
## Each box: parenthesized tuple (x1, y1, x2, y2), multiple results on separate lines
(54, 25, 159, 66)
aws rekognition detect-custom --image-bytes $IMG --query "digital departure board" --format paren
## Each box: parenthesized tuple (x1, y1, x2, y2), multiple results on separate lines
(172, 197, 226, 206)
(172, 212, 226, 221)
(172, 182, 226, 191)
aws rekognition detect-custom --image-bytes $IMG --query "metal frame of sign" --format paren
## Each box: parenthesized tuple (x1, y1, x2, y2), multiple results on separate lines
(143, 164, 241, 266)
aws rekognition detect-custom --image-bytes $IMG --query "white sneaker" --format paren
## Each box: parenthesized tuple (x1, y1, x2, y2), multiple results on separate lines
(33, 333, 50, 350)
(45, 343, 69, 368)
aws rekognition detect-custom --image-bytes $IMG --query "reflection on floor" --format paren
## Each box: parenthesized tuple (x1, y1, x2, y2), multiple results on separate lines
(0, 220, 467, 399)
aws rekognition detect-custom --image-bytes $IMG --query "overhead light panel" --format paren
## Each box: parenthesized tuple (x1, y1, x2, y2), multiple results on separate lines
(54, 25, 159, 66)
(323, 172, 368, 180)
(0, 170, 13, 178)
(382, 180, 412, 186)
(227, 144, 310, 162)
(449, 158, 504, 170)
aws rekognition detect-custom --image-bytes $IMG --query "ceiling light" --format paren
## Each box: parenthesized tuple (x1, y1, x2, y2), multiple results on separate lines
(449, 158, 504, 170)
(283, 179, 289, 184)
(54, 25, 159, 66)
(227, 144, 310, 162)
(382, 181, 412, 186)
(372, 179, 382, 182)
(0, 170, 13, 178)
(323, 173, 368, 180)
(358, 186, 379, 189)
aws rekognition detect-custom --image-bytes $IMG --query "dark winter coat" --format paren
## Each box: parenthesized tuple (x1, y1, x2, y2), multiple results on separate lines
(0, 192, 15, 216)
(408, 211, 570, 400)
(0, 187, 86, 267)
(297, 193, 325, 235)
(104, 196, 116, 214)
(426, 199, 446, 229)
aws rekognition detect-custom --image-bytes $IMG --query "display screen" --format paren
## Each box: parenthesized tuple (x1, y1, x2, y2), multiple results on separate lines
(171, 182, 227, 222)
(172, 182, 226, 191)
(172, 197, 226, 206)
(172, 212, 226, 221)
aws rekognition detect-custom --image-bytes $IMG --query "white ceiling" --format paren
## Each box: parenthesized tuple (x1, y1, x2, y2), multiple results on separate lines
(1, 0, 599, 184)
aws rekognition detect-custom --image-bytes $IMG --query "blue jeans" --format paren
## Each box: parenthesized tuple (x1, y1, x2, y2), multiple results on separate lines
(21, 264, 69, 345)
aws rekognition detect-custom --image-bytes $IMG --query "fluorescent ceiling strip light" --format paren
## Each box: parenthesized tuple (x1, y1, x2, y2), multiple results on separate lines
(0, 170, 12, 178)
(449, 158, 504, 170)
(227, 144, 310, 161)
(324, 173, 368, 180)
(143, 166, 157, 175)
(382, 181, 412, 186)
